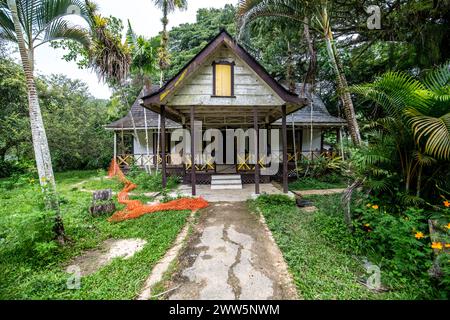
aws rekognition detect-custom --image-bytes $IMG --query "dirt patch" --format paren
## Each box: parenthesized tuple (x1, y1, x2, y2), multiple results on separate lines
(66, 238, 146, 276)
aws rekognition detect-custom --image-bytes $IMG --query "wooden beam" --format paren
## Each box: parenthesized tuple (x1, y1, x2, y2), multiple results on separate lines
(282, 105, 288, 193)
(190, 106, 196, 196)
(161, 105, 167, 188)
(254, 107, 260, 195)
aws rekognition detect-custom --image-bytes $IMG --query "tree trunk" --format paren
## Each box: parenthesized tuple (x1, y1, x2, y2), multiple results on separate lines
(7, 0, 64, 241)
(321, 7, 361, 146)
(416, 165, 422, 197)
(303, 17, 317, 90)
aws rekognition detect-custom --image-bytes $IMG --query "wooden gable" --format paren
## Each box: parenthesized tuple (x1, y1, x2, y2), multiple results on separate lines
(167, 44, 285, 106)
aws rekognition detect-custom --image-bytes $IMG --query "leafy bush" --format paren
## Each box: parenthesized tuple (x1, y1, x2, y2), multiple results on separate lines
(354, 205, 433, 278)
(126, 165, 179, 192)
(0, 159, 36, 179)
(295, 156, 346, 179)
(255, 194, 295, 208)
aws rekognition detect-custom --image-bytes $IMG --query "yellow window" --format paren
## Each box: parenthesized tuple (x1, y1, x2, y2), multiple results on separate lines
(215, 64, 232, 96)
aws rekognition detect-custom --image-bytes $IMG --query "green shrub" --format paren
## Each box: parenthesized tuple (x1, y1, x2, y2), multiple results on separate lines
(126, 165, 179, 192)
(353, 204, 434, 280)
(296, 156, 346, 179)
(255, 194, 295, 207)
(0, 159, 36, 178)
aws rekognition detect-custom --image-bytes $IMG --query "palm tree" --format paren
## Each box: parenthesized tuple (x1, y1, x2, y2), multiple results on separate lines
(85, 0, 131, 85)
(151, 0, 187, 170)
(152, 0, 187, 85)
(1, 0, 91, 242)
(352, 62, 450, 193)
(237, 0, 362, 145)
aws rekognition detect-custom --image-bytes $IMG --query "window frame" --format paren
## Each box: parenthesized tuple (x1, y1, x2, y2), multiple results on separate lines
(212, 60, 235, 98)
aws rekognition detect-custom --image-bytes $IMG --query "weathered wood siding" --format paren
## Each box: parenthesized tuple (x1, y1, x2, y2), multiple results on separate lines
(168, 45, 284, 106)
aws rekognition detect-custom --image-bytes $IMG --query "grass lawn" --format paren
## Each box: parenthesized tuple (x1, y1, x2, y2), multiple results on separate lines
(251, 194, 436, 299)
(0, 170, 188, 300)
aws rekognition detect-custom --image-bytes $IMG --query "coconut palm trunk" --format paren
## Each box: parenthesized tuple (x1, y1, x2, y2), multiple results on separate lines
(320, 7, 361, 145)
(7, 0, 64, 239)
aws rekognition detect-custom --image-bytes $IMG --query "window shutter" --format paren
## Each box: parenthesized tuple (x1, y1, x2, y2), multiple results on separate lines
(215, 64, 232, 96)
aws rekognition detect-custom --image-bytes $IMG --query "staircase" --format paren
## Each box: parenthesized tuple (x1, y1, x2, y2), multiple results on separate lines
(211, 175, 242, 190)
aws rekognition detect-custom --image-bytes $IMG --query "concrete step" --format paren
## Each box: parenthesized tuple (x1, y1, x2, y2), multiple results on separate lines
(211, 184, 243, 190)
(211, 175, 241, 180)
(211, 174, 242, 190)
(211, 179, 242, 185)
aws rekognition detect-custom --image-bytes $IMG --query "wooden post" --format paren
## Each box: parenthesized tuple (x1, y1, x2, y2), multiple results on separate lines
(253, 107, 260, 195)
(282, 105, 288, 193)
(161, 105, 167, 188)
(190, 106, 196, 196)
(320, 130, 324, 154)
(113, 132, 117, 160)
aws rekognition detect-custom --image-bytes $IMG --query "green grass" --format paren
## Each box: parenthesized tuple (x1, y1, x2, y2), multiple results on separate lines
(251, 194, 435, 299)
(289, 176, 347, 191)
(0, 170, 188, 300)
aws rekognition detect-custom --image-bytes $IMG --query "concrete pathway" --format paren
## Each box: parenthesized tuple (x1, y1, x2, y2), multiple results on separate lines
(172, 183, 294, 202)
(293, 188, 346, 196)
(166, 202, 298, 300)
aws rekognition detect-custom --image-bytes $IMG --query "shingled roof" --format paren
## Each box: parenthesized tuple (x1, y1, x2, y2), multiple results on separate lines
(105, 87, 182, 130)
(272, 84, 347, 127)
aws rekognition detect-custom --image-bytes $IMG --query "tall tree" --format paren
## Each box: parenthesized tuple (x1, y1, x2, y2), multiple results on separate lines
(1, 0, 91, 242)
(151, 0, 187, 171)
(152, 0, 187, 85)
(238, 0, 362, 145)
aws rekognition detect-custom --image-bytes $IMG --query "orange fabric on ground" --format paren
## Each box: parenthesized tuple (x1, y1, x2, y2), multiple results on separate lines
(107, 159, 208, 222)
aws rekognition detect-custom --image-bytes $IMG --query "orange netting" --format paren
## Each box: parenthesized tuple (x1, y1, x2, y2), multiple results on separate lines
(106, 159, 208, 222)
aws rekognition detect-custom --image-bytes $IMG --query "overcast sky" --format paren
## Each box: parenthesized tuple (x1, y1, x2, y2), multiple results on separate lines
(10, 0, 236, 99)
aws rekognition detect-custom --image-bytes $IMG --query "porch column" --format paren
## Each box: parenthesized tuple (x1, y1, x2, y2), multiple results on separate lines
(281, 105, 288, 193)
(113, 131, 117, 161)
(190, 106, 196, 196)
(253, 107, 260, 195)
(161, 105, 167, 188)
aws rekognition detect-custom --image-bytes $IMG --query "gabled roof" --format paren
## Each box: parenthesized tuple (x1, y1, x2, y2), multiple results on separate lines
(141, 29, 307, 106)
(272, 84, 347, 127)
(105, 87, 181, 130)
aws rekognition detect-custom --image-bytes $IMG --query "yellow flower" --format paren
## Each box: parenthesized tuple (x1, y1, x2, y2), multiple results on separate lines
(444, 200, 450, 207)
(364, 223, 370, 227)
(366, 203, 372, 208)
(415, 232, 424, 239)
(371, 205, 379, 210)
(445, 244, 450, 249)
(445, 223, 450, 230)
(431, 242, 443, 250)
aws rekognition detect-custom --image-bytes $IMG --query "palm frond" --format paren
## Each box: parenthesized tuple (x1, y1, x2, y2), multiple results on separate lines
(0, 1, 16, 42)
(406, 108, 450, 160)
(37, 17, 89, 48)
(424, 61, 450, 102)
(237, 0, 306, 40)
(352, 71, 430, 117)
(151, 0, 187, 12)
(34, 0, 90, 31)
(365, 178, 391, 193)
(89, 14, 131, 85)
(412, 150, 437, 166)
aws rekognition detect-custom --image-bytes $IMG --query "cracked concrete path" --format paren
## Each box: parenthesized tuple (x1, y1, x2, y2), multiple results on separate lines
(167, 202, 298, 300)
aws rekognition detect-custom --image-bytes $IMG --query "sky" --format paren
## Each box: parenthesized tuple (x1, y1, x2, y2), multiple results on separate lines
(10, 0, 237, 99)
